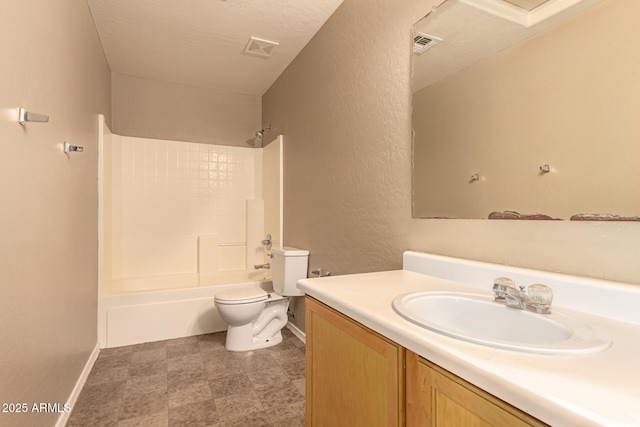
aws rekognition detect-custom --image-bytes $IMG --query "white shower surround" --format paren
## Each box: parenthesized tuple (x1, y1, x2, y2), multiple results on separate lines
(97, 116, 284, 347)
(104, 134, 262, 284)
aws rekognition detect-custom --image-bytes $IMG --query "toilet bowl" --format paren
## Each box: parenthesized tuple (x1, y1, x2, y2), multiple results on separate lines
(214, 246, 309, 351)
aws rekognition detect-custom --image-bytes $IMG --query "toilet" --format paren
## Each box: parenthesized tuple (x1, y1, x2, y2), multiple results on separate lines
(214, 246, 309, 351)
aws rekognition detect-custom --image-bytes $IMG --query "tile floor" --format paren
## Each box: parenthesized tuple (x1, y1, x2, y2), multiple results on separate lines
(67, 328, 306, 427)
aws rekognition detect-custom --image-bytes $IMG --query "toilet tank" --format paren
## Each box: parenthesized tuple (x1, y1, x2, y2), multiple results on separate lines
(271, 247, 309, 296)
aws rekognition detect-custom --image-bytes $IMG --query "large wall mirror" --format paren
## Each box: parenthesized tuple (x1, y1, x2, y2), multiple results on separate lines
(411, 0, 640, 220)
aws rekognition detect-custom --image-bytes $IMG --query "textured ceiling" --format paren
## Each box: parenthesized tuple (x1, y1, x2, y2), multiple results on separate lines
(87, 0, 344, 96)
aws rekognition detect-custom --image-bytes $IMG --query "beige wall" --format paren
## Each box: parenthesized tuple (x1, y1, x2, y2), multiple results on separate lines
(0, 1, 111, 426)
(112, 72, 261, 147)
(263, 0, 640, 331)
(263, 136, 284, 250)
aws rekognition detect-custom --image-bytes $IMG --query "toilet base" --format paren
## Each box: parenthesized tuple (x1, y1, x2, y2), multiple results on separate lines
(223, 295, 289, 352)
(224, 324, 284, 352)
(225, 328, 283, 352)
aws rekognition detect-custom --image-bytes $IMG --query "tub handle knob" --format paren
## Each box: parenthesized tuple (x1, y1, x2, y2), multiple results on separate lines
(261, 234, 272, 251)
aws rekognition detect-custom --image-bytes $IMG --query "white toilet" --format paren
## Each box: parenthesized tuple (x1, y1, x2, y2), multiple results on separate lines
(214, 246, 309, 351)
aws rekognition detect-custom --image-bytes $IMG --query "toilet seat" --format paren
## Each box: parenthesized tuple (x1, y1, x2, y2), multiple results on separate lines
(214, 287, 268, 305)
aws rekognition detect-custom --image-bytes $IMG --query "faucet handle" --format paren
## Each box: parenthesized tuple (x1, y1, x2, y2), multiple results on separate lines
(492, 277, 515, 302)
(527, 284, 553, 313)
(261, 234, 272, 250)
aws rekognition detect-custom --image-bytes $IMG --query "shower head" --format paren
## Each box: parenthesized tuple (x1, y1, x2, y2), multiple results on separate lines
(255, 124, 272, 139)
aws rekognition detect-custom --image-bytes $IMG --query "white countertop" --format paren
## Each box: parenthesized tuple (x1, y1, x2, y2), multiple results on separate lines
(297, 253, 640, 427)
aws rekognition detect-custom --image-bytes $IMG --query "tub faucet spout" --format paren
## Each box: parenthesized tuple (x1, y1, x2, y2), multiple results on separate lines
(254, 263, 270, 270)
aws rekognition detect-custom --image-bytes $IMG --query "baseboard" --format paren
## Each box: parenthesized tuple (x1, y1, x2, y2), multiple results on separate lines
(286, 322, 306, 344)
(56, 343, 100, 427)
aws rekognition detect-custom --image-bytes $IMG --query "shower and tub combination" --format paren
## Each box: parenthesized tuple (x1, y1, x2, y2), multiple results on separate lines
(97, 116, 296, 348)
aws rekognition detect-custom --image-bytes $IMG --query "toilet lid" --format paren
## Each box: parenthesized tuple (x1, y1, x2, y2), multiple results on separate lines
(214, 287, 268, 304)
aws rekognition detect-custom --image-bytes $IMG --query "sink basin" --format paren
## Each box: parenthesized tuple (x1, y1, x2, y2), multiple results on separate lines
(392, 291, 611, 355)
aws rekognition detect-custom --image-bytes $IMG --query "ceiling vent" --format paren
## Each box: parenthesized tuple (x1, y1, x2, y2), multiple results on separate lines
(413, 33, 442, 54)
(244, 37, 279, 57)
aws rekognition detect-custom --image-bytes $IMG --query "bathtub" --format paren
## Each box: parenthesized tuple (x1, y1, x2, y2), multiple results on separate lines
(98, 271, 273, 348)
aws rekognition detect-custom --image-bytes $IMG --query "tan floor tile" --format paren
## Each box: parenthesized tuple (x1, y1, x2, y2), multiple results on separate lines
(197, 332, 227, 345)
(128, 360, 167, 379)
(67, 408, 120, 427)
(200, 347, 237, 364)
(126, 372, 167, 392)
(68, 381, 124, 426)
(247, 366, 291, 392)
(100, 345, 135, 357)
(117, 410, 168, 427)
(281, 359, 305, 380)
(168, 365, 208, 386)
(204, 359, 245, 381)
(272, 415, 305, 427)
(166, 335, 198, 347)
(265, 337, 298, 353)
(209, 374, 253, 398)
(142, 341, 168, 350)
(198, 340, 226, 353)
(85, 366, 130, 387)
(169, 400, 219, 427)
(71, 333, 306, 427)
(128, 340, 166, 353)
(235, 352, 276, 372)
(264, 400, 305, 423)
(131, 348, 167, 365)
(220, 411, 272, 427)
(74, 381, 126, 411)
(291, 378, 305, 396)
(214, 391, 264, 422)
(167, 353, 204, 372)
(168, 379, 213, 408)
(167, 342, 201, 359)
(119, 387, 168, 421)
(93, 352, 133, 371)
(255, 382, 303, 408)
(270, 346, 304, 365)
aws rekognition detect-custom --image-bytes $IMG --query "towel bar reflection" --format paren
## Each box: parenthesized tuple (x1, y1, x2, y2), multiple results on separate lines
(18, 107, 49, 125)
(64, 142, 84, 153)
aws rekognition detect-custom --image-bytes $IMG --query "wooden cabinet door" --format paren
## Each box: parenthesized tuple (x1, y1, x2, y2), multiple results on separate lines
(305, 297, 405, 427)
(406, 351, 548, 427)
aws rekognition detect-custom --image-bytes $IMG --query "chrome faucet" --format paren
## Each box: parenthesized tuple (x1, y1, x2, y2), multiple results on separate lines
(492, 277, 553, 314)
(254, 263, 270, 270)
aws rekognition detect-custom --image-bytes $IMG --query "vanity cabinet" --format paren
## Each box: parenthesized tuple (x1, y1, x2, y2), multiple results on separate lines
(305, 296, 405, 426)
(406, 352, 548, 427)
(305, 296, 547, 427)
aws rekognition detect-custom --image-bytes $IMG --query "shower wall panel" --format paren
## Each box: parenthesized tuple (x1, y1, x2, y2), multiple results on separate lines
(104, 136, 260, 291)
